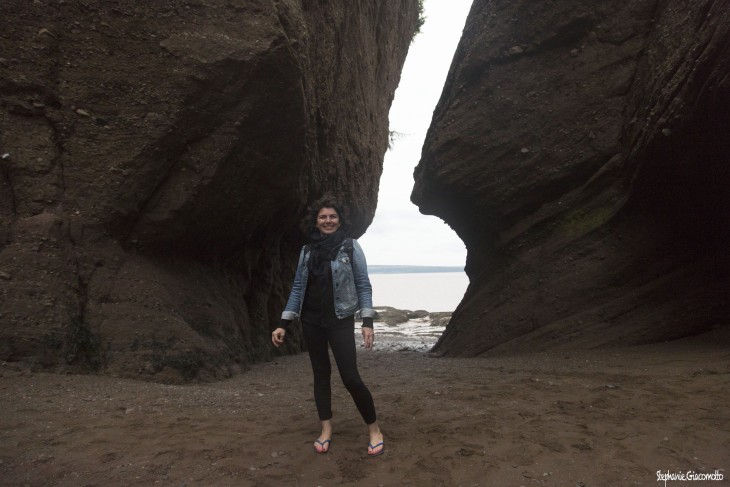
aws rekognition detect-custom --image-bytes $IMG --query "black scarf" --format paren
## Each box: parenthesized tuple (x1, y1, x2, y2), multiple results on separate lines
(307, 227, 346, 278)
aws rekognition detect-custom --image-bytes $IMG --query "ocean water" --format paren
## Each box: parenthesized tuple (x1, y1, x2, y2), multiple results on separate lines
(365, 272, 470, 352)
(369, 314, 447, 352)
(369, 272, 469, 312)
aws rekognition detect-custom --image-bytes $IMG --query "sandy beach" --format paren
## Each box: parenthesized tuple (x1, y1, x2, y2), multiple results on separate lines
(2, 330, 729, 487)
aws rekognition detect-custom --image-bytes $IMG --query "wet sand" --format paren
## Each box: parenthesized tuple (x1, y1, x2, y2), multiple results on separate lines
(1, 332, 729, 486)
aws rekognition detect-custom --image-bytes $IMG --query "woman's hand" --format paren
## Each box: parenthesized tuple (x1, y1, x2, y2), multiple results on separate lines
(362, 326, 374, 350)
(272, 327, 286, 347)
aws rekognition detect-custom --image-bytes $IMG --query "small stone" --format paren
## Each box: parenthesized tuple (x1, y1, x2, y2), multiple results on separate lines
(0, 271, 11, 280)
(1, 153, 9, 159)
(661, 128, 671, 136)
(508, 45, 524, 55)
(75, 108, 91, 117)
(33, 101, 45, 108)
(570, 48, 579, 56)
(271, 451, 278, 458)
(520, 147, 530, 154)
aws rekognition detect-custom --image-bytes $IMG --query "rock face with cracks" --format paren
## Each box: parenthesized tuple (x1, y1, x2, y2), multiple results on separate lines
(413, 0, 730, 356)
(0, 0, 419, 380)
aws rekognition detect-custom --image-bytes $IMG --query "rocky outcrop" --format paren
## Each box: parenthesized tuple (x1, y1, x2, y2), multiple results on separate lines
(414, 0, 730, 355)
(0, 0, 419, 380)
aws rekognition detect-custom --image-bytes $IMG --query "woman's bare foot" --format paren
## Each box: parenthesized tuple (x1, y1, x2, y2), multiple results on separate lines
(367, 422, 384, 456)
(314, 420, 332, 454)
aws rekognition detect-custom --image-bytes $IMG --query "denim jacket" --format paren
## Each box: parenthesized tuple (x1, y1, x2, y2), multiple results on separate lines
(281, 239, 375, 321)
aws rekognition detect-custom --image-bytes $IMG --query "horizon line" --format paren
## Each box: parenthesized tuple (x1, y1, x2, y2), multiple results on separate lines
(368, 264, 464, 267)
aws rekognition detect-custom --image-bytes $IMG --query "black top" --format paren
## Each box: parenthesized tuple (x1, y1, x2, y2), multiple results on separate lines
(301, 261, 339, 326)
(279, 246, 373, 329)
(279, 260, 373, 329)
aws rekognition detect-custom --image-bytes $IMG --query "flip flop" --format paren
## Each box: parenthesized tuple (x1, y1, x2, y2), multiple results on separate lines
(314, 439, 331, 454)
(367, 441, 384, 457)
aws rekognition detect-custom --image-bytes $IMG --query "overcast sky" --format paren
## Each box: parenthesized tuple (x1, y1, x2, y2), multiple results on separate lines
(359, 0, 473, 266)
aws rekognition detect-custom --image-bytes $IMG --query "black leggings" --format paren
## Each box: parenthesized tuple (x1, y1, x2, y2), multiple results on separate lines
(301, 318, 377, 424)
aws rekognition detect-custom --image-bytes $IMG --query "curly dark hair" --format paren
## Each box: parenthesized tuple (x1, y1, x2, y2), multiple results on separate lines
(302, 194, 351, 235)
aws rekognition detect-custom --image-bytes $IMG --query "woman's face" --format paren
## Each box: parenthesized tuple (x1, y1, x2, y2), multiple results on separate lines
(316, 207, 341, 235)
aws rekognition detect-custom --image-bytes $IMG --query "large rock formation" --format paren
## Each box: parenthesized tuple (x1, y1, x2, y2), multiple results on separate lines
(0, 0, 419, 380)
(414, 0, 730, 355)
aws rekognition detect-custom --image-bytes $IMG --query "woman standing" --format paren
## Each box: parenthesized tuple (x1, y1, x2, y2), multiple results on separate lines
(271, 197, 384, 457)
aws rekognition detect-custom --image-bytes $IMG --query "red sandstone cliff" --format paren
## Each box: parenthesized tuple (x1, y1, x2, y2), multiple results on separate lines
(414, 0, 730, 355)
(0, 0, 419, 380)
